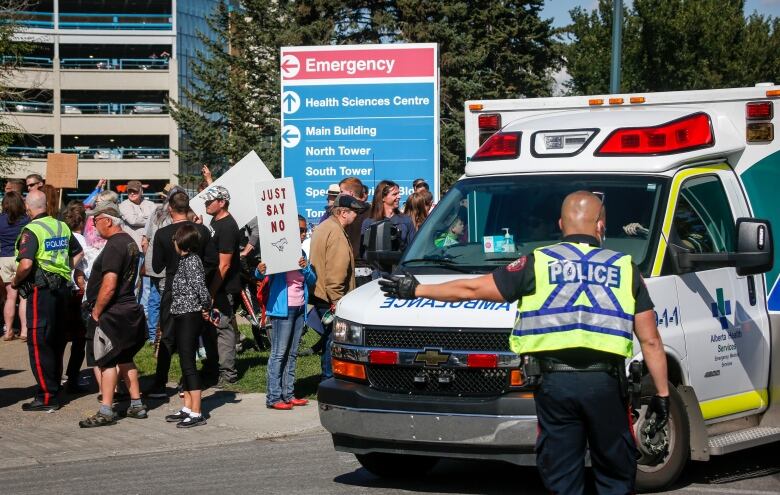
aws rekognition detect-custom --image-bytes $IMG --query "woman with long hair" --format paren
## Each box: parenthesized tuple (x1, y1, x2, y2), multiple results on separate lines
(403, 192, 430, 231)
(0, 192, 30, 341)
(360, 180, 416, 255)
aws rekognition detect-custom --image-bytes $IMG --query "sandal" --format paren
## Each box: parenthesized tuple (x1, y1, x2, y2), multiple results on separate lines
(2, 333, 14, 341)
(19, 335, 27, 342)
(78, 412, 117, 428)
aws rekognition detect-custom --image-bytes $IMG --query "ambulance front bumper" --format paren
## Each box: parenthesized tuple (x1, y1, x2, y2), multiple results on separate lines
(318, 378, 539, 465)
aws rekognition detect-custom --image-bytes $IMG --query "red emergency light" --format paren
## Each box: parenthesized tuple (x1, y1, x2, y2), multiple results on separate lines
(746, 101, 773, 120)
(595, 113, 713, 156)
(478, 114, 502, 131)
(466, 353, 498, 368)
(471, 132, 521, 161)
(369, 350, 398, 365)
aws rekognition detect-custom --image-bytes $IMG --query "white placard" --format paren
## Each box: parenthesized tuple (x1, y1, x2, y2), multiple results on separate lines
(190, 150, 275, 227)
(254, 177, 302, 275)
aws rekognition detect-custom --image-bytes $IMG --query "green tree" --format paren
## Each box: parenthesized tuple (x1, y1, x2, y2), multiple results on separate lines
(169, 0, 295, 186)
(565, 0, 780, 94)
(397, 0, 561, 188)
(0, 1, 32, 175)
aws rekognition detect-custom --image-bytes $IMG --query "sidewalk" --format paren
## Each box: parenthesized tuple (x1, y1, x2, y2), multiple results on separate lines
(0, 338, 324, 468)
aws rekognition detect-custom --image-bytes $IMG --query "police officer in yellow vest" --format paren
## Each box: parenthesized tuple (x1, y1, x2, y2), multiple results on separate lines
(380, 191, 670, 494)
(12, 189, 83, 412)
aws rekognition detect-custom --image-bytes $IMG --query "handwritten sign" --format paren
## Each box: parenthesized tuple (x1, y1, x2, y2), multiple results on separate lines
(190, 150, 274, 227)
(255, 177, 301, 275)
(46, 153, 78, 188)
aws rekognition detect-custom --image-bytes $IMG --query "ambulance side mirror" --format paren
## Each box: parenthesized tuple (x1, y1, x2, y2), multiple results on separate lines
(734, 218, 773, 276)
(669, 217, 773, 276)
(364, 220, 402, 273)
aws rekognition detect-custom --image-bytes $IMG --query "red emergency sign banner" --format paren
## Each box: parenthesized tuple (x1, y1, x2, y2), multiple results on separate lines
(281, 46, 435, 80)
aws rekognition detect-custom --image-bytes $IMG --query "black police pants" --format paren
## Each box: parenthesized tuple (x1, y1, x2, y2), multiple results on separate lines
(534, 370, 638, 495)
(26, 286, 68, 405)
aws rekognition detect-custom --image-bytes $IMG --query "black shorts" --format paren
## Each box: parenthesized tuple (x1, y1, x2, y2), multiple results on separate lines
(85, 338, 138, 368)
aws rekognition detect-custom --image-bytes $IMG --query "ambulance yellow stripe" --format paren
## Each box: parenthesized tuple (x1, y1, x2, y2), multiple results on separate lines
(699, 389, 768, 420)
(650, 164, 731, 277)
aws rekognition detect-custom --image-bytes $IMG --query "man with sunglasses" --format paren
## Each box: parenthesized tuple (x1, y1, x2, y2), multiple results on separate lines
(11, 189, 83, 412)
(25, 174, 44, 192)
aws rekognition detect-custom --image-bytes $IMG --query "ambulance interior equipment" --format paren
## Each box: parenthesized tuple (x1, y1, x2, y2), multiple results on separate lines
(320, 86, 780, 492)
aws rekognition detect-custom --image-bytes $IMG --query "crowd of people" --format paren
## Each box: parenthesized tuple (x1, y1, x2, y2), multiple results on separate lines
(0, 171, 434, 428)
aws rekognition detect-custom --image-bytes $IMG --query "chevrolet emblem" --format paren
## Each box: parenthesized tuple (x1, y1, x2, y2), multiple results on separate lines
(415, 349, 450, 367)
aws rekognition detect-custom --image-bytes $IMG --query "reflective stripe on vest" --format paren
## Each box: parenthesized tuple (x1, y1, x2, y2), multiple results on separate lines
(15, 217, 72, 280)
(509, 242, 635, 358)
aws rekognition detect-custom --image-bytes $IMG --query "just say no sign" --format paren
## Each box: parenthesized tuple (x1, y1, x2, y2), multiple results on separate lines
(254, 177, 302, 275)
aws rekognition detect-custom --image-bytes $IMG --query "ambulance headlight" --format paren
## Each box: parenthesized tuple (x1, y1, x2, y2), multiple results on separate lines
(332, 318, 364, 345)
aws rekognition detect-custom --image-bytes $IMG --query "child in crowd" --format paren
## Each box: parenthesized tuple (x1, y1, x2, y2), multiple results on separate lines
(165, 224, 211, 428)
(255, 215, 316, 410)
(434, 215, 464, 248)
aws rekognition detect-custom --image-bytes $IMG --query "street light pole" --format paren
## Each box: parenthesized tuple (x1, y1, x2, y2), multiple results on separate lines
(610, 0, 623, 94)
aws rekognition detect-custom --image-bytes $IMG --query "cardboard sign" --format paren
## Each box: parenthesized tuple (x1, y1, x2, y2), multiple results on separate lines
(254, 177, 302, 275)
(46, 153, 78, 188)
(190, 150, 275, 227)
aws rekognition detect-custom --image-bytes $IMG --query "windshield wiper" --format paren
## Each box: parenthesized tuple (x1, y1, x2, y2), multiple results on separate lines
(401, 257, 475, 273)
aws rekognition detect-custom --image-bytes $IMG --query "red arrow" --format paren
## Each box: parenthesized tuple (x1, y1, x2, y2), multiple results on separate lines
(281, 57, 299, 73)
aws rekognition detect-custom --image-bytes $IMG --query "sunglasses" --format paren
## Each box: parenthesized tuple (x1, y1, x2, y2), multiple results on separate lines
(26, 181, 41, 188)
(91, 216, 108, 226)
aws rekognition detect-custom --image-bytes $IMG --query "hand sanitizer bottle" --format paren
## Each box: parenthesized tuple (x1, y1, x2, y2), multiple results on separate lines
(502, 228, 516, 253)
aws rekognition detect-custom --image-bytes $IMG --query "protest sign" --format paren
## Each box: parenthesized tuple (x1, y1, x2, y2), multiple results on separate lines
(46, 153, 78, 189)
(254, 177, 301, 275)
(190, 150, 274, 227)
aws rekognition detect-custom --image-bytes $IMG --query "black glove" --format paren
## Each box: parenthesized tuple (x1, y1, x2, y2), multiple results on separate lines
(646, 394, 670, 431)
(378, 271, 420, 299)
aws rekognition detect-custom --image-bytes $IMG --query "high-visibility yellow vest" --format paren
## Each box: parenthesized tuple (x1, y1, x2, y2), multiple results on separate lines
(15, 216, 72, 281)
(509, 242, 635, 358)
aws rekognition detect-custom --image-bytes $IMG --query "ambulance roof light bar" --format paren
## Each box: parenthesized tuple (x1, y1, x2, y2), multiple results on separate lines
(595, 112, 714, 156)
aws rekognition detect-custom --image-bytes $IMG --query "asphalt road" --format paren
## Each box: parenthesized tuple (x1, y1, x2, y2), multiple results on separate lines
(2, 431, 779, 495)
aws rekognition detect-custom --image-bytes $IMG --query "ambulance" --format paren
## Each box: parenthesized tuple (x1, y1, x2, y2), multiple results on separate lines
(317, 85, 780, 491)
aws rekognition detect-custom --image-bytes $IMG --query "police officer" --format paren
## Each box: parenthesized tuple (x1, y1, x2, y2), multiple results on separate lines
(12, 189, 83, 411)
(380, 190, 670, 494)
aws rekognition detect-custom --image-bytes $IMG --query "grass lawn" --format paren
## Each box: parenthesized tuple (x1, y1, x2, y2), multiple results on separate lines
(133, 324, 324, 398)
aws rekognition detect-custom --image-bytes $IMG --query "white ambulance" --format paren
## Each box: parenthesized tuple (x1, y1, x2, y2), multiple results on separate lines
(318, 85, 780, 491)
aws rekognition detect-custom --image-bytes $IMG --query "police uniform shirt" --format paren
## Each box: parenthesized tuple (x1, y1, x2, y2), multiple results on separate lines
(492, 234, 654, 364)
(16, 213, 84, 277)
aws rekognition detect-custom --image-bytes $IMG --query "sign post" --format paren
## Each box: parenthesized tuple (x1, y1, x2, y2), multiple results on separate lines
(280, 43, 439, 224)
(254, 177, 302, 275)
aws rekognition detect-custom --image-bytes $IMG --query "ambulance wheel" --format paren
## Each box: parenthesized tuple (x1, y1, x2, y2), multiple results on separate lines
(355, 453, 439, 478)
(635, 380, 690, 493)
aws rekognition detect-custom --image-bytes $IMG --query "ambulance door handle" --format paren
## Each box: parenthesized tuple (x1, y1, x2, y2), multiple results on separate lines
(747, 275, 756, 306)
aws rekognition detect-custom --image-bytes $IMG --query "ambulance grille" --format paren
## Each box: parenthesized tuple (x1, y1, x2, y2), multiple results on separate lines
(367, 366, 509, 396)
(365, 327, 511, 352)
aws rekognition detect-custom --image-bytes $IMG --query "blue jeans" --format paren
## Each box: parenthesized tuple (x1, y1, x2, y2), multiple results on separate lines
(266, 305, 305, 405)
(146, 278, 162, 342)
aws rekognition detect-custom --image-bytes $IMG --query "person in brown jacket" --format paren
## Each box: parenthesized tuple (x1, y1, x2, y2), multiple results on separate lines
(309, 194, 368, 379)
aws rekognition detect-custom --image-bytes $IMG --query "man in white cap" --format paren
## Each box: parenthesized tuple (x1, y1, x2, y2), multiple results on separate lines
(202, 185, 241, 388)
(317, 184, 341, 225)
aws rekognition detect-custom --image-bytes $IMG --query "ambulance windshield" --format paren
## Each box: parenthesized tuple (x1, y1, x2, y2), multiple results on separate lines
(402, 175, 669, 275)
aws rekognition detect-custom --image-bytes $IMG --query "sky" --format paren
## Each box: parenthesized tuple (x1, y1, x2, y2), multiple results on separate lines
(541, 0, 780, 28)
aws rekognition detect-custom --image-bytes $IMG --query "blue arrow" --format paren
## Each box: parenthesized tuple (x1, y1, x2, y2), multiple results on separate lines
(283, 93, 297, 112)
(282, 128, 299, 143)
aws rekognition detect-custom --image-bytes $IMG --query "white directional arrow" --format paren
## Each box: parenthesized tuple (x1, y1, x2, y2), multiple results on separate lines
(280, 54, 300, 78)
(281, 124, 301, 148)
(281, 90, 300, 114)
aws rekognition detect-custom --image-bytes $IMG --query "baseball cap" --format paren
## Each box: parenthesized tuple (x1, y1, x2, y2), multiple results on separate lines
(333, 194, 369, 213)
(165, 185, 186, 201)
(126, 180, 143, 192)
(202, 185, 230, 202)
(327, 184, 340, 196)
(87, 200, 121, 218)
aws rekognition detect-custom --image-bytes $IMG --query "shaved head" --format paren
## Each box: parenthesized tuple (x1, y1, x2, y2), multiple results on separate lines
(559, 190, 606, 239)
(25, 189, 47, 215)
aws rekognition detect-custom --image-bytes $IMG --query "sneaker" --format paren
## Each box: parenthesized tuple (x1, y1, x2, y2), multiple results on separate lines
(79, 411, 116, 428)
(144, 386, 168, 399)
(21, 399, 60, 412)
(125, 404, 148, 419)
(176, 415, 207, 428)
(286, 397, 309, 407)
(165, 410, 190, 423)
(267, 401, 293, 410)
